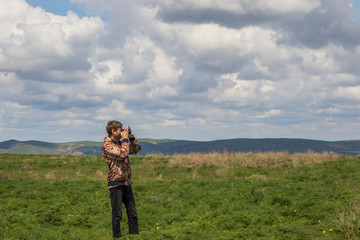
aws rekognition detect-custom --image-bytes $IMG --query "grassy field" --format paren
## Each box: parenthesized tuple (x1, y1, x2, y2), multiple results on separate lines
(0, 152, 359, 239)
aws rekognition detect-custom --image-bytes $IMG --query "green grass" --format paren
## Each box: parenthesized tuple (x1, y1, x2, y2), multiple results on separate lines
(1, 154, 360, 239)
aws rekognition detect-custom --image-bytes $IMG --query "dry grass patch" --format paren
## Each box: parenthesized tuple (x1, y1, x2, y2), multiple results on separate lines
(151, 150, 341, 168)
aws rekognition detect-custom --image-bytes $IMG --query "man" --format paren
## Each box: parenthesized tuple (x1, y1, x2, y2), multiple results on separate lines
(102, 120, 142, 238)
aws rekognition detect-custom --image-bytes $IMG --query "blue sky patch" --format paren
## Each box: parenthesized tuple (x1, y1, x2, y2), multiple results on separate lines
(26, 0, 88, 17)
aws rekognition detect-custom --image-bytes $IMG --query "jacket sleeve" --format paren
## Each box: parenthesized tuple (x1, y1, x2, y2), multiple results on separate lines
(129, 138, 142, 155)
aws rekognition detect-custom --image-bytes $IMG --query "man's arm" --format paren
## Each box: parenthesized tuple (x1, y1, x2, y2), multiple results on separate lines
(129, 135, 142, 154)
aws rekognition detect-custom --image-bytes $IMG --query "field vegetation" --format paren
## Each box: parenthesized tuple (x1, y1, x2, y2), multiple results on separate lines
(1, 151, 359, 239)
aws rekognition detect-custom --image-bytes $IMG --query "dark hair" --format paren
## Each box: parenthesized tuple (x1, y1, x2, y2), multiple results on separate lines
(106, 120, 123, 136)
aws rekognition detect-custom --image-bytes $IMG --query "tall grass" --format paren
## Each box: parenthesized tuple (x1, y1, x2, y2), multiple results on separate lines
(335, 197, 360, 239)
(152, 150, 341, 168)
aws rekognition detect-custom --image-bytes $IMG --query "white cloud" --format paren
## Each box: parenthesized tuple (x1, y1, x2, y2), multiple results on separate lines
(0, 0, 359, 142)
(210, 78, 258, 107)
(260, 80, 275, 93)
(57, 119, 91, 126)
(254, 0, 320, 15)
(95, 100, 135, 121)
(90, 35, 182, 102)
(91, 59, 124, 89)
(160, 119, 186, 127)
(296, 45, 341, 74)
(0, 0, 103, 72)
(147, 48, 183, 86)
(333, 86, 360, 101)
(172, 24, 279, 58)
(254, 109, 282, 119)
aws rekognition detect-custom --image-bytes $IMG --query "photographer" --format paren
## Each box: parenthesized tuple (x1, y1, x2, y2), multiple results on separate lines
(102, 120, 142, 238)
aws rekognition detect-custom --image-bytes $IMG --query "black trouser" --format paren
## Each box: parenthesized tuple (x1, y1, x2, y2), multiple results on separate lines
(109, 185, 138, 238)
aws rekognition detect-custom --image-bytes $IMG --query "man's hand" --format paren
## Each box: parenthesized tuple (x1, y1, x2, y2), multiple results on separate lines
(121, 127, 129, 139)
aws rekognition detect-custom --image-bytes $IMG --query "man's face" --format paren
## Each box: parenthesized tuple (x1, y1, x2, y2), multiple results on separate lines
(112, 128, 122, 139)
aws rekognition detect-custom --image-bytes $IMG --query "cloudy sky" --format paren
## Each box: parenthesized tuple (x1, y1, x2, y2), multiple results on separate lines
(0, 0, 359, 143)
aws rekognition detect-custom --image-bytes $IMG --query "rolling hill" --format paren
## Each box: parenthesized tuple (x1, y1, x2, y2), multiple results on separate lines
(0, 138, 359, 156)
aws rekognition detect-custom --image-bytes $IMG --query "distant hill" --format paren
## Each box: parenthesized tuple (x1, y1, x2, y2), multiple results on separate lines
(0, 138, 359, 156)
(0, 139, 101, 156)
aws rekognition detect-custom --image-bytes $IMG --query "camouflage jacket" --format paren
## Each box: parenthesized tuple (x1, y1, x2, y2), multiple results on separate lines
(102, 136, 142, 185)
